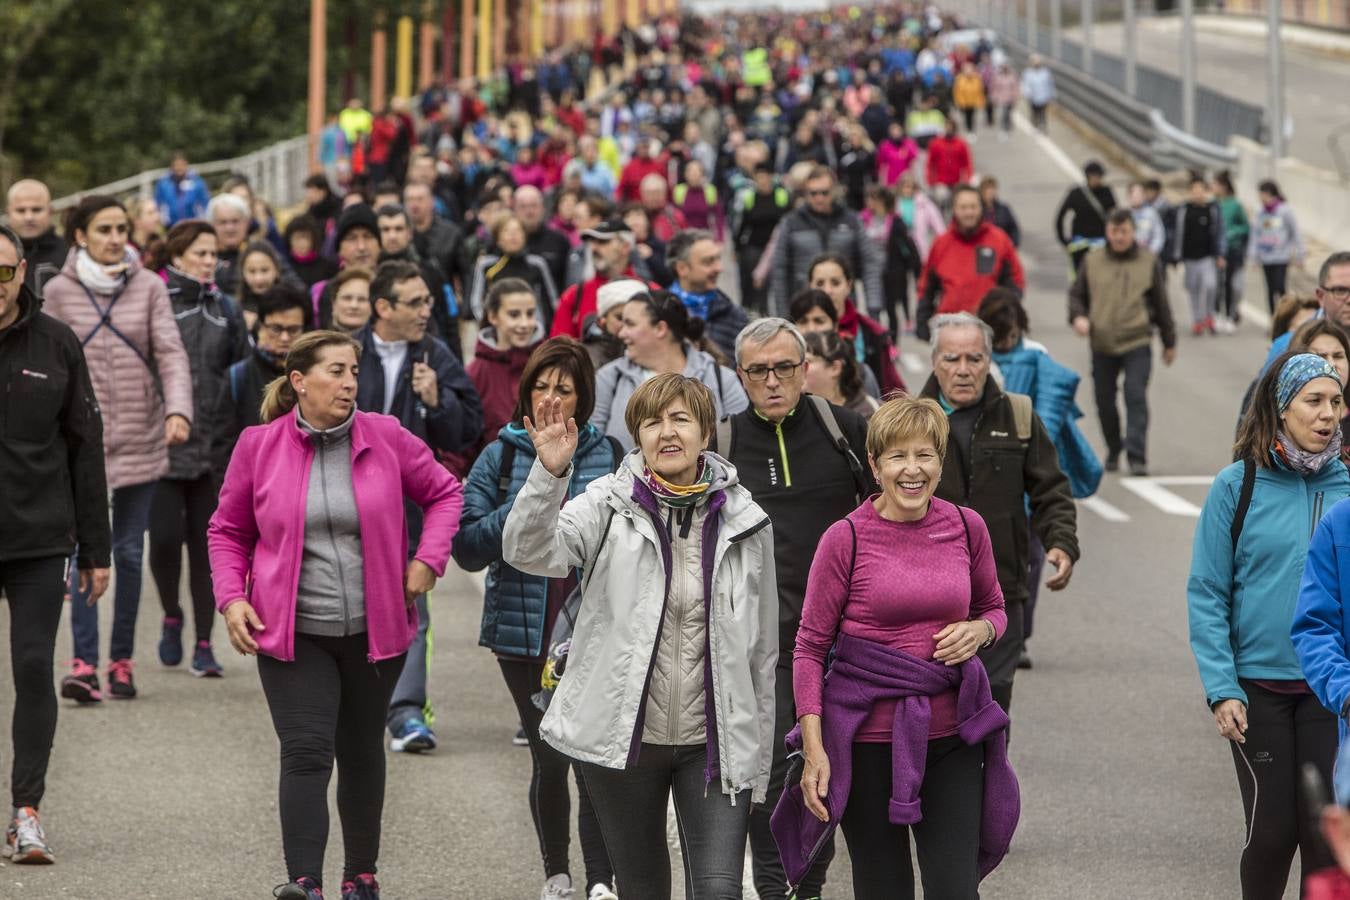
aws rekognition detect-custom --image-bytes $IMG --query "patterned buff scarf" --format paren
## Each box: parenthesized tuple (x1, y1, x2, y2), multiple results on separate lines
(668, 282, 718, 322)
(643, 456, 714, 508)
(1272, 353, 1345, 475)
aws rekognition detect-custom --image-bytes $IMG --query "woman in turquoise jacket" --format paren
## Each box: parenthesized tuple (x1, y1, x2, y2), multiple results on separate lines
(450, 337, 620, 900)
(1189, 351, 1347, 899)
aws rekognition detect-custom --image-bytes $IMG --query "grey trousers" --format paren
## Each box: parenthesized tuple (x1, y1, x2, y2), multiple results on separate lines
(1183, 258, 1218, 325)
(386, 592, 432, 731)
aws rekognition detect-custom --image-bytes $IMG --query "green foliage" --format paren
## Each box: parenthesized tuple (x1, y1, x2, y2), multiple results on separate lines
(4, 0, 385, 198)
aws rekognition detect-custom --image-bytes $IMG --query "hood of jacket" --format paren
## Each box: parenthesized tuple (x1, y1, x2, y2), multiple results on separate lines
(4, 282, 40, 333)
(475, 326, 545, 364)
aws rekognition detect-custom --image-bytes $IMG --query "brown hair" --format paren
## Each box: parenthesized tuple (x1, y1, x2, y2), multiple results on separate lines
(866, 396, 950, 462)
(1292, 318, 1350, 362)
(1272, 293, 1321, 341)
(623, 373, 717, 448)
(1234, 349, 1316, 468)
(152, 219, 217, 273)
(259, 330, 362, 424)
(803, 330, 864, 402)
(514, 337, 597, 427)
(977, 288, 1029, 348)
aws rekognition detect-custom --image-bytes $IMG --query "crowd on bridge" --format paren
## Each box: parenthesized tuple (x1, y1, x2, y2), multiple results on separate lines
(5, 1, 1350, 899)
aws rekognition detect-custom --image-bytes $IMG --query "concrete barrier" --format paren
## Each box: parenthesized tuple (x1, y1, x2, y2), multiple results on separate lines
(1231, 135, 1350, 256)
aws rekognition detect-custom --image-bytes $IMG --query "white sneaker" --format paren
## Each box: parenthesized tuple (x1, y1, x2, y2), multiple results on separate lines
(588, 884, 619, 900)
(542, 874, 575, 899)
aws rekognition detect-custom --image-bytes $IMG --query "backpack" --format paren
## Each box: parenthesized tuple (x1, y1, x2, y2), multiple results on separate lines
(228, 358, 249, 406)
(1008, 392, 1033, 442)
(1230, 457, 1256, 549)
(673, 183, 718, 207)
(497, 434, 625, 505)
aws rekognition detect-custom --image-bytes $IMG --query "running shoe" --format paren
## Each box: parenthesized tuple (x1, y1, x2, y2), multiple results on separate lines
(513, 727, 529, 747)
(390, 717, 437, 753)
(190, 641, 224, 678)
(340, 873, 380, 899)
(158, 616, 184, 666)
(587, 883, 618, 900)
(273, 877, 324, 899)
(107, 659, 136, 699)
(3, 807, 54, 864)
(60, 660, 102, 704)
(541, 874, 575, 899)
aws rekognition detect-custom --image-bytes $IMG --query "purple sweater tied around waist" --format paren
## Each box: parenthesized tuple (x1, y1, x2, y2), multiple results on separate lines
(770, 632, 1020, 888)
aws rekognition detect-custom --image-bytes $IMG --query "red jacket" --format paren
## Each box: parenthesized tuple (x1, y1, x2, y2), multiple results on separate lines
(918, 221, 1025, 320)
(558, 103, 586, 137)
(648, 206, 687, 243)
(924, 135, 972, 188)
(618, 157, 668, 203)
(442, 331, 539, 478)
(369, 117, 399, 165)
(550, 269, 653, 339)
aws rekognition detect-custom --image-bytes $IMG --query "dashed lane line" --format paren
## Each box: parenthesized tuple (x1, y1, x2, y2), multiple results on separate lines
(1080, 495, 1131, 522)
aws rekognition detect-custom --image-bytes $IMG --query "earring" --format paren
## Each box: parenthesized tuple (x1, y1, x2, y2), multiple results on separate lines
(300, 388, 307, 395)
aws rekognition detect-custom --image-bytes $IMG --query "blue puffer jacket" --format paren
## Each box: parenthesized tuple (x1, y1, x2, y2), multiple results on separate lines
(1190, 458, 1350, 709)
(452, 422, 622, 658)
(993, 341, 1103, 499)
(1295, 494, 1350, 722)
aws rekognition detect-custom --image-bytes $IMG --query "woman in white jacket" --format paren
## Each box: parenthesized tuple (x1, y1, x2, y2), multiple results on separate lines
(504, 372, 777, 900)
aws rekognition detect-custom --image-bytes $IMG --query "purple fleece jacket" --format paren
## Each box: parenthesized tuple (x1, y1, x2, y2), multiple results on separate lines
(770, 633, 1020, 888)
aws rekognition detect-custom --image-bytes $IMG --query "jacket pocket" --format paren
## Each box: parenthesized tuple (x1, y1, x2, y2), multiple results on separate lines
(6, 373, 65, 443)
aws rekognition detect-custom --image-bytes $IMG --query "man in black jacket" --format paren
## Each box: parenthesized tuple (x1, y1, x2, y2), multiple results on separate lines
(1054, 160, 1117, 276)
(375, 203, 460, 357)
(720, 318, 873, 900)
(0, 224, 109, 863)
(666, 229, 748, 362)
(921, 312, 1080, 713)
(5, 180, 67, 302)
(356, 260, 482, 755)
(514, 185, 572, 291)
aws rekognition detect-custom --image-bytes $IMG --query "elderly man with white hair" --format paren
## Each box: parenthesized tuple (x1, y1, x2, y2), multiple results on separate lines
(207, 192, 253, 288)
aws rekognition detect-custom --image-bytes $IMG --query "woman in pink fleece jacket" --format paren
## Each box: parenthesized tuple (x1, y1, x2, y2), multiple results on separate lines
(207, 330, 462, 900)
(793, 396, 1007, 899)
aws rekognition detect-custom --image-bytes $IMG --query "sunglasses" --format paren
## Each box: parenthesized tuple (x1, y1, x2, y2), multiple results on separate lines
(0, 264, 18, 284)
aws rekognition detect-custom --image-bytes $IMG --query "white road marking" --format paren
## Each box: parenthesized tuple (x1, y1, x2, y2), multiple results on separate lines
(1080, 495, 1131, 522)
(1012, 111, 1080, 181)
(901, 352, 928, 375)
(1119, 475, 1213, 517)
(1239, 300, 1272, 332)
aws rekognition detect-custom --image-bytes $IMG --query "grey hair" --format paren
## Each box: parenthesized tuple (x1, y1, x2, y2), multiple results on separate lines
(207, 192, 250, 222)
(734, 317, 808, 367)
(0, 224, 24, 263)
(929, 312, 994, 361)
(668, 228, 717, 266)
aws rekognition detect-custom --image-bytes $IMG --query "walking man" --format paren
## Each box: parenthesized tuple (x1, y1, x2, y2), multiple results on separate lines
(1054, 160, 1116, 277)
(1069, 209, 1178, 476)
(721, 318, 874, 900)
(0, 223, 110, 863)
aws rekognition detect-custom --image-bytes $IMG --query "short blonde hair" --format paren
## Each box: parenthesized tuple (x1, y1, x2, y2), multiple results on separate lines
(624, 373, 717, 446)
(866, 396, 949, 462)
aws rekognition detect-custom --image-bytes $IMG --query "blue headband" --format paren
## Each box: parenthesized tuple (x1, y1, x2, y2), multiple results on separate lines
(1277, 353, 1343, 412)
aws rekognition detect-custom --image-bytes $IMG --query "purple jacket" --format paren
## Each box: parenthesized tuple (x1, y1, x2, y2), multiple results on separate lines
(770, 633, 1019, 888)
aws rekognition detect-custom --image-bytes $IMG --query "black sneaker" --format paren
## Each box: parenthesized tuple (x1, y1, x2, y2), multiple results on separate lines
(1104, 453, 1120, 473)
(274, 877, 324, 899)
(512, 727, 529, 747)
(60, 660, 103, 704)
(1128, 460, 1148, 477)
(107, 659, 136, 699)
(341, 873, 379, 899)
(189, 641, 224, 678)
(1017, 650, 1033, 670)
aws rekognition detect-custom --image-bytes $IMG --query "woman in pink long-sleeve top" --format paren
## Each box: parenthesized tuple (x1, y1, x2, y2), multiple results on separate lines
(793, 396, 1007, 899)
(207, 330, 462, 900)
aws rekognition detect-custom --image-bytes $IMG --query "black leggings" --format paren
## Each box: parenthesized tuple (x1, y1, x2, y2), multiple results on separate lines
(498, 658, 613, 891)
(1230, 680, 1336, 900)
(840, 737, 984, 900)
(1263, 263, 1290, 314)
(149, 475, 218, 642)
(257, 632, 405, 887)
(962, 106, 978, 133)
(0, 556, 64, 809)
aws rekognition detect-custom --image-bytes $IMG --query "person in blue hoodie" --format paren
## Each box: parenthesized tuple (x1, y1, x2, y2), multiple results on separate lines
(451, 337, 621, 900)
(1190, 351, 1348, 900)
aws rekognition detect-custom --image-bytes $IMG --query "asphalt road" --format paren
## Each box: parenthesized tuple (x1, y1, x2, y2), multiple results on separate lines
(0, 117, 1304, 898)
(1080, 17, 1350, 172)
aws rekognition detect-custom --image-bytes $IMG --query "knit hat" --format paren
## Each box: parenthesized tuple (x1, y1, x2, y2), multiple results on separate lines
(596, 279, 648, 318)
(1277, 352, 1342, 412)
(335, 204, 380, 248)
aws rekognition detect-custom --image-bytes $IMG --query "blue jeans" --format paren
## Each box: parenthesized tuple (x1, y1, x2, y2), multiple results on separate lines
(386, 593, 432, 731)
(69, 481, 156, 665)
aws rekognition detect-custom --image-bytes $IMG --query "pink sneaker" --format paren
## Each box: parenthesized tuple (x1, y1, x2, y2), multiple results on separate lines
(107, 659, 136, 699)
(59, 660, 102, 704)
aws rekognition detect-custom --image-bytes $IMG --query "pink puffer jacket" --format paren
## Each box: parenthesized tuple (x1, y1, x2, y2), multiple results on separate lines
(43, 252, 193, 489)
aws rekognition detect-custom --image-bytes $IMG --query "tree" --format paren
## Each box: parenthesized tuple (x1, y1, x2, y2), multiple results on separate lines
(0, 0, 77, 186)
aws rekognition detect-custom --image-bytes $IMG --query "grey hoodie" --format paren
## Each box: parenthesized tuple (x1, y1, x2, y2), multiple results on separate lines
(590, 344, 749, 451)
(294, 411, 367, 636)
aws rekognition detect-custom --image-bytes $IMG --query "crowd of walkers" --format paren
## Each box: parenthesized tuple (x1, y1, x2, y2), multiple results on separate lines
(3, 0, 1348, 898)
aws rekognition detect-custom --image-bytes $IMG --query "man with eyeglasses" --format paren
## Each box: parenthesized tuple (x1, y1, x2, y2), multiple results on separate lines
(920, 312, 1079, 716)
(1263, 251, 1350, 369)
(216, 284, 312, 458)
(719, 318, 874, 900)
(769, 164, 884, 320)
(0, 222, 110, 863)
(355, 260, 482, 756)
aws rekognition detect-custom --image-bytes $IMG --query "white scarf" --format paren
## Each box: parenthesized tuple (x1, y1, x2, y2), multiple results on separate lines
(74, 247, 135, 294)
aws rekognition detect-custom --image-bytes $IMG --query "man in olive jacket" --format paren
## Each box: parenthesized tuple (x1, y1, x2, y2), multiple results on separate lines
(921, 312, 1080, 713)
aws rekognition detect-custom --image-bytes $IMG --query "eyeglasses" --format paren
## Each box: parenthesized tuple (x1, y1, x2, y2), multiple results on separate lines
(805, 189, 833, 198)
(0, 264, 17, 284)
(1321, 285, 1350, 300)
(261, 323, 305, 339)
(740, 361, 803, 382)
(391, 294, 434, 311)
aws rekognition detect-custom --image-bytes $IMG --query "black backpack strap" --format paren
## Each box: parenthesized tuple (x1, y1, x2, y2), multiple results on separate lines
(807, 394, 870, 502)
(1231, 458, 1256, 549)
(496, 442, 518, 507)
